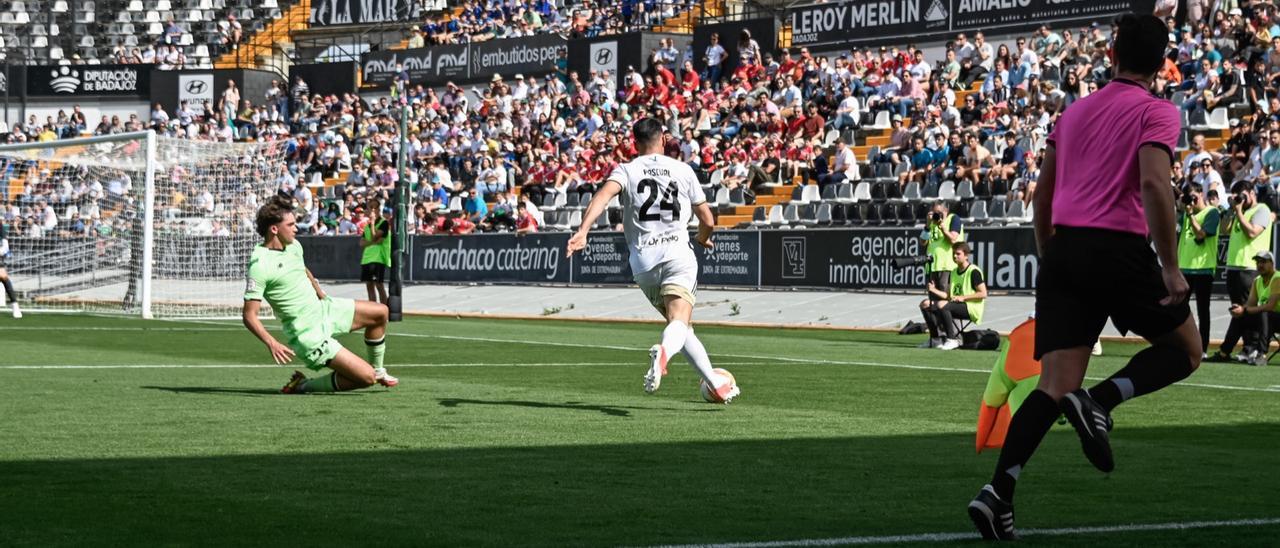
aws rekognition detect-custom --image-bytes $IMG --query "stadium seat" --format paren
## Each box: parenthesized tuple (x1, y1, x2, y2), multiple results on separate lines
(593, 211, 610, 229)
(835, 182, 855, 203)
(884, 182, 903, 201)
(800, 184, 821, 204)
(799, 204, 820, 227)
(957, 180, 975, 200)
(568, 210, 583, 229)
(855, 203, 874, 226)
(709, 168, 724, 187)
(127, 0, 143, 11)
(869, 182, 888, 201)
(966, 200, 989, 224)
(766, 205, 785, 227)
(549, 211, 570, 231)
(820, 184, 837, 202)
(902, 182, 921, 201)
(823, 129, 839, 147)
(847, 203, 866, 225)
(1006, 200, 1027, 224)
(852, 182, 872, 202)
(988, 198, 1007, 223)
(713, 187, 729, 207)
(938, 181, 957, 201)
(867, 110, 891, 130)
(565, 192, 581, 210)
(790, 185, 806, 204)
(830, 203, 848, 225)
(52, 1, 68, 12)
(783, 204, 801, 226)
(728, 187, 746, 206)
(750, 206, 768, 227)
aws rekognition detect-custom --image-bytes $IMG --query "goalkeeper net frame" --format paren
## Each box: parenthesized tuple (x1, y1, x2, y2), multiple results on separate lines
(0, 130, 288, 319)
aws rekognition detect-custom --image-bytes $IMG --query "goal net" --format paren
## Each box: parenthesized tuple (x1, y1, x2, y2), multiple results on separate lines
(0, 131, 287, 318)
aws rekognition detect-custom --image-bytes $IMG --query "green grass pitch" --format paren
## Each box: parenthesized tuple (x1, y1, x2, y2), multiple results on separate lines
(1, 313, 1277, 546)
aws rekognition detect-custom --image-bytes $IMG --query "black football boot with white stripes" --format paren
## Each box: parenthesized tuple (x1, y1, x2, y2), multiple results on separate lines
(1060, 389, 1115, 473)
(968, 484, 1018, 541)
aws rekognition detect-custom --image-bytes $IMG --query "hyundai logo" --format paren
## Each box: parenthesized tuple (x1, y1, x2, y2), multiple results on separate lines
(185, 80, 208, 94)
(595, 48, 613, 64)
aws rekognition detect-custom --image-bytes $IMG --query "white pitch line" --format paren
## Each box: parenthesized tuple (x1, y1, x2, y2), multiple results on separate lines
(5, 326, 1279, 393)
(645, 517, 1280, 548)
(0, 361, 763, 370)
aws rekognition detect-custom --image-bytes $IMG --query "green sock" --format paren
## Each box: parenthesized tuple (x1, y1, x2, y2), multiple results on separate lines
(302, 372, 338, 393)
(365, 337, 386, 369)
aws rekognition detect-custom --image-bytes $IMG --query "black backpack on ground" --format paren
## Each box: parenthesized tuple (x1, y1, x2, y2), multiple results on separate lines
(961, 329, 1001, 350)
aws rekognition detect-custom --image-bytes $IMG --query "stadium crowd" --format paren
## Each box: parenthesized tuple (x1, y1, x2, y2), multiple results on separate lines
(4, 2, 1280, 241)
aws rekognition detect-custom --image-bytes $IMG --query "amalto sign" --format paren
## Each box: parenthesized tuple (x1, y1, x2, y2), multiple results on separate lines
(957, 0, 1031, 10)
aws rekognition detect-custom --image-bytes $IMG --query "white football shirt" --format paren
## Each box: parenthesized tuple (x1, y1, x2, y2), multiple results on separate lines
(607, 153, 706, 273)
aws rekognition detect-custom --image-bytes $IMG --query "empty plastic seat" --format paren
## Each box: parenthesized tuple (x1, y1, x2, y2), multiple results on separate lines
(988, 198, 1007, 221)
(853, 182, 872, 202)
(127, 0, 143, 11)
(800, 184, 821, 204)
(728, 188, 746, 206)
(820, 184, 837, 202)
(938, 181, 957, 200)
(836, 182, 855, 203)
(800, 204, 820, 226)
(831, 203, 848, 225)
(751, 206, 768, 227)
(713, 187, 729, 207)
(791, 185, 805, 203)
(767, 205, 785, 226)
(967, 200, 989, 224)
(957, 180, 975, 200)
(902, 182, 921, 201)
(565, 192, 581, 210)
(783, 204, 801, 225)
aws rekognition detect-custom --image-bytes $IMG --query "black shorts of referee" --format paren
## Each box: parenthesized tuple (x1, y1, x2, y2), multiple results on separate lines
(360, 262, 387, 283)
(1034, 226, 1191, 360)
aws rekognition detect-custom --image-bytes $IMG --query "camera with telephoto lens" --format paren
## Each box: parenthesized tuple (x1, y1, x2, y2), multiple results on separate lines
(893, 255, 935, 268)
(929, 211, 942, 223)
(1180, 193, 1195, 206)
(1232, 194, 1244, 206)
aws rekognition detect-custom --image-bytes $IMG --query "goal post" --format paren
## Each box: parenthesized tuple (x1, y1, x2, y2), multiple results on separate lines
(0, 130, 287, 319)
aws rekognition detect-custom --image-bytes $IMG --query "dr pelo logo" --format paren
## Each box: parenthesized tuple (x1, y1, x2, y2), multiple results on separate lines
(50, 66, 81, 93)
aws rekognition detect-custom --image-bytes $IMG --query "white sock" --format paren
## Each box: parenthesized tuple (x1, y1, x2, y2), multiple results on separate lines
(680, 327, 721, 387)
(660, 320, 689, 363)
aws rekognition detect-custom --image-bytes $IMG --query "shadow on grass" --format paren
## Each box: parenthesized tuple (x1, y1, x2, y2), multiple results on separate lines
(437, 397, 723, 417)
(2, 424, 1276, 547)
(139, 386, 369, 397)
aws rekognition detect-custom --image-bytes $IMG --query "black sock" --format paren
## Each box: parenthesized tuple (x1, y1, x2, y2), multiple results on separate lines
(990, 389, 1059, 503)
(1, 278, 14, 304)
(1088, 345, 1195, 412)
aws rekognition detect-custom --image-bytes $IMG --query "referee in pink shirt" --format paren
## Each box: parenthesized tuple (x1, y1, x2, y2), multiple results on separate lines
(968, 13, 1202, 540)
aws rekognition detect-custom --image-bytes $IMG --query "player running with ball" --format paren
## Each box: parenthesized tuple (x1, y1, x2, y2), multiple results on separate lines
(567, 118, 739, 403)
(242, 196, 399, 393)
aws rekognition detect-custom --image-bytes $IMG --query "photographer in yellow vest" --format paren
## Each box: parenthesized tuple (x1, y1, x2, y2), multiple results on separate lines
(1177, 182, 1220, 354)
(1210, 251, 1280, 366)
(923, 200, 964, 299)
(919, 242, 987, 350)
(1208, 182, 1273, 362)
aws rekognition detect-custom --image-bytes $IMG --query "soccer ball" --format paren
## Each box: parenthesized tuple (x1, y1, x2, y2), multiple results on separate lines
(699, 368, 736, 403)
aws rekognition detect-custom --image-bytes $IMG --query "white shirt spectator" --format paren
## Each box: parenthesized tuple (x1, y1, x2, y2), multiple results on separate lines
(834, 146, 858, 180)
(706, 43, 726, 67)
